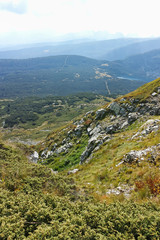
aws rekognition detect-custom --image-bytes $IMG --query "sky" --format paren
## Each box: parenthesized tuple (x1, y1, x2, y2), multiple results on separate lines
(0, 0, 160, 46)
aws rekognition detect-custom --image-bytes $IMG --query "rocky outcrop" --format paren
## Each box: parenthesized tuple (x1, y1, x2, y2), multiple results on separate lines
(39, 87, 160, 166)
(95, 108, 107, 120)
(108, 102, 122, 116)
(108, 88, 160, 118)
(132, 119, 160, 139)
(122, 144, 160, 164)
(55, 142, 73, 154)
(128, 112, 139, 124)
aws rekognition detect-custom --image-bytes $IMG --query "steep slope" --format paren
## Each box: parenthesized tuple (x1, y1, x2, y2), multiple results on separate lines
(1, 142, 160, 239)
(1, 78, 160, 239)
(37, 78, 160, 197)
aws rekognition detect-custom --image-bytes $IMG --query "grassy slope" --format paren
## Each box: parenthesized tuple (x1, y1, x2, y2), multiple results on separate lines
(40, 78, 160, 200)
(1, 141, 160, 239)
(0, 78, 160, 238)
(123, 77, 160, 100)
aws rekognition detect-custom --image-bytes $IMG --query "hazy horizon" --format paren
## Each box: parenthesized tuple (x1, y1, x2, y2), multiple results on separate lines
(0, 0, 160, 46)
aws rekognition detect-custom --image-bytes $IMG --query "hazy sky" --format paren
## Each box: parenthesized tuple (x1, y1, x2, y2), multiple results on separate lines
(0, 0, 160, 45)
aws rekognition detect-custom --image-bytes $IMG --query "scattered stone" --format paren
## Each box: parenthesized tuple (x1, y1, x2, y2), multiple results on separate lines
(106, 184, 133, 197)
(123, 144, 160, 164)
(128, 112, 139, 124)
(46, 151, 53, 158)
(41, 148, 48, 158)
(68, 169, 79, 175)
(119, 107, 127, 116)
(85, 110, 94, 117)
(30, 151, 39, 163)
(87, 126, 92, 135)
(120, 120, 128, 129)
(132, 119, 160, 139)
(152, 92, 158, 96)
(50, 169, 58, 174)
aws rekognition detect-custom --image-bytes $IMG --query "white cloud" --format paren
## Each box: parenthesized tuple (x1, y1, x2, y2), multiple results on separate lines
(0, 0, 27, 14)
(0, 0, 160, 44)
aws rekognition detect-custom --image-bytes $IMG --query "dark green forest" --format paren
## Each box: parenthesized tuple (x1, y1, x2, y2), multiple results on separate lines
(0, 55, 144, 98)
(0, 93, 110, 128)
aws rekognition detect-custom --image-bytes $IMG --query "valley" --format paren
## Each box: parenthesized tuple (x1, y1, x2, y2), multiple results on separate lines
(0, 93, 111, 143)
(0, 37, 160, 239)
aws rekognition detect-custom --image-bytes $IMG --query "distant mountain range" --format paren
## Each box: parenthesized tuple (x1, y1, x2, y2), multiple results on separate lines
(0, 38, 144, 60)
(0, 38, 160, 98)
(1, 37, 160, 61)
(103, 37, 160, 60)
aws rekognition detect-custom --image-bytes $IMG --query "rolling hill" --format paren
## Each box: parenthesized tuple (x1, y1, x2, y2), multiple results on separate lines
(106, 48, 160, 80)
(0, 38, 142, 60)
(0, 55, 145, 98)
(102, 37, 160, 60)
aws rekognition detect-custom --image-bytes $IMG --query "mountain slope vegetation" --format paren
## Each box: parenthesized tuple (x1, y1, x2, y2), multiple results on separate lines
(37, 78, 160, 195)
(0, 78, 160, 239)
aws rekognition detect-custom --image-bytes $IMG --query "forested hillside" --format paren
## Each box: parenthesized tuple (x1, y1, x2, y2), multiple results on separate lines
(0, 55, 144, 98)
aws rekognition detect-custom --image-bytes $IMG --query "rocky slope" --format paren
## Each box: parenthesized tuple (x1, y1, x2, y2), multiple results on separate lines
(31, 78, 160, 198)
(0, 78, 160, 239)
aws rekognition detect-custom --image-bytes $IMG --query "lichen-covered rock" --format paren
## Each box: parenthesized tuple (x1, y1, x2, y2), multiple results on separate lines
(108, 102, 121, 115)
(41, 148, 48, 158)
(30, 151, 39, 163)
(105, 123, 119, 134)
(55, 142, 73, 154)
(128, 112, 140, 124)
(51, 143, 57, 151)
(74, 124, 83, 137)
(89, 124, 103, 136)
(95, 108, 107, 120)
(123, 144, 160, 164)
(80, 133, 110, 163)
(132, 119, 160, 139)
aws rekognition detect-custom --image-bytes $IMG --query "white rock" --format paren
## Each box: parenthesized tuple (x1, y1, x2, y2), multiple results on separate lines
(152, 92, 158, 96)
(68, 169, 79, 175)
